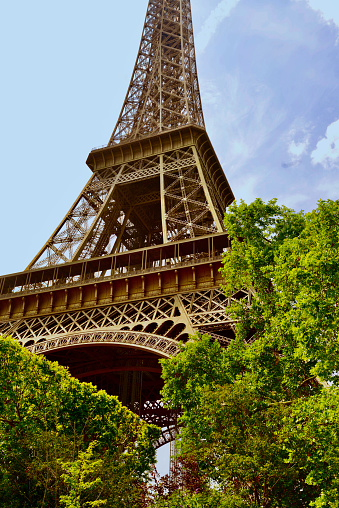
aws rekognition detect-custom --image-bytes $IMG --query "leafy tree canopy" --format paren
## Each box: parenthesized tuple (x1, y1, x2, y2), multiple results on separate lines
(221, 198, 339, 386)
(0, 336, 159, 507)
(158, 199, 339, 508)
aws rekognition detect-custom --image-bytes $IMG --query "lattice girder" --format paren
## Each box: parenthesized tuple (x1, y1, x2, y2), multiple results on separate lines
(28, 132, 232, 269)
(4, 296, 190, 346)
(26, 330, 180, 358)
(1, 288, 246, 350)
(109, 0, 204, 144)
(0, 285, 242, 433)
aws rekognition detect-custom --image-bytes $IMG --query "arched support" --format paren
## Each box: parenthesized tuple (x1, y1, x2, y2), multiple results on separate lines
(26, 329, 180, 358)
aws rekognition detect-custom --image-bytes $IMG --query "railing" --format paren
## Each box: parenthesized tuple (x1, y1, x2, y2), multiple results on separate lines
(3, 253, 221, 298)
(91, 143, 109, 151)
(0, 233, 230, 298)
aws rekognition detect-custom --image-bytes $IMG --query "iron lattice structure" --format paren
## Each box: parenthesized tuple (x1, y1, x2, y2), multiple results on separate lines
(0, 0, 241, 446)
(109, 0, 204, 144)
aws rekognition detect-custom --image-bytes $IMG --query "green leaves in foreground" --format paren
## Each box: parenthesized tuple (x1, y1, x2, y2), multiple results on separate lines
(0, 336, 159, 507)
(161, 336, 319, 507)
(222, 198, 339, 387)
(59, 442, 107, 508)
(158, 199, 339, 508)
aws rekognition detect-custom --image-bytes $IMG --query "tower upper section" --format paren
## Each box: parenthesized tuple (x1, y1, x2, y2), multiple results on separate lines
(22, 0, 234, 270)
(108, 0, 204, 145)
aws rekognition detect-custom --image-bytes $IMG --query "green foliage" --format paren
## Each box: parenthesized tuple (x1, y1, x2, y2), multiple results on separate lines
(161, 336, 317, 507)
(222, 198, 339, 387)
(159, 199, 339, 507)
(149, 489, 245, 508)
(59, 441, 106, 508)
(0, 336, 159, 507)
(287, 388, 339, 508)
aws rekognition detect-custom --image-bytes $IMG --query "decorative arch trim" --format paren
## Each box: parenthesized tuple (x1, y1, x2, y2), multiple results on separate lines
(25, 329, 180, 358)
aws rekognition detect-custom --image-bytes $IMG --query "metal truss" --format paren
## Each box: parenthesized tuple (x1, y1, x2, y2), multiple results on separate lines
(181, 288, 246, 328)
(27, 142, 229, 269)
(108, 0, 204, 144)
(0, 287, 244, 435)
(5, 296, 191, 345)
(155, 425, 177, 449)
(3, 289, 246, 349)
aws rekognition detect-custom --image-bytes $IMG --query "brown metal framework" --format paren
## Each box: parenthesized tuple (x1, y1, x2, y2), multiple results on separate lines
(27, 127, 233, 270)
(109, 0, 204, 144)
(0, 0, 237, 447)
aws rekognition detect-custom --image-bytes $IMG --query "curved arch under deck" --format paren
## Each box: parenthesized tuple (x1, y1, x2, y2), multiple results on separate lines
(26, 329, 180, 358)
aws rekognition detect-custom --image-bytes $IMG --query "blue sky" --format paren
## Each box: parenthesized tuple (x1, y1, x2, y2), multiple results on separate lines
(1, 0, 338, 475)
(197, 0, 339, 211)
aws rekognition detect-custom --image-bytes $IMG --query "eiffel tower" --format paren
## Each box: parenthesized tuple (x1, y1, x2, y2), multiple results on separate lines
(0, 0, 246, 446)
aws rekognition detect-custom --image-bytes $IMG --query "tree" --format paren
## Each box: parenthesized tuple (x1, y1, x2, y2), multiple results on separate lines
(0, 336, 159, 507)
(221, 198, 339, 386)
(59, 441, 106, 508)
(158, 199, 339, 507)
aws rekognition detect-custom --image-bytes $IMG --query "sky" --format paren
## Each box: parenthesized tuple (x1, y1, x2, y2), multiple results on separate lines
(1, 0, 339, 473)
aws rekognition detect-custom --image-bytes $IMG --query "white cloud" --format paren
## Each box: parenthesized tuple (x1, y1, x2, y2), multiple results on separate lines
(311, 119, 339, 170)
(288, 140, 309, 158)
(200, 79, 222, 106)
(283, 122, 312, 166)
(196, 0, 241, 53)
(295, 0, 339, 27)
(204, 72, 286, 171)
